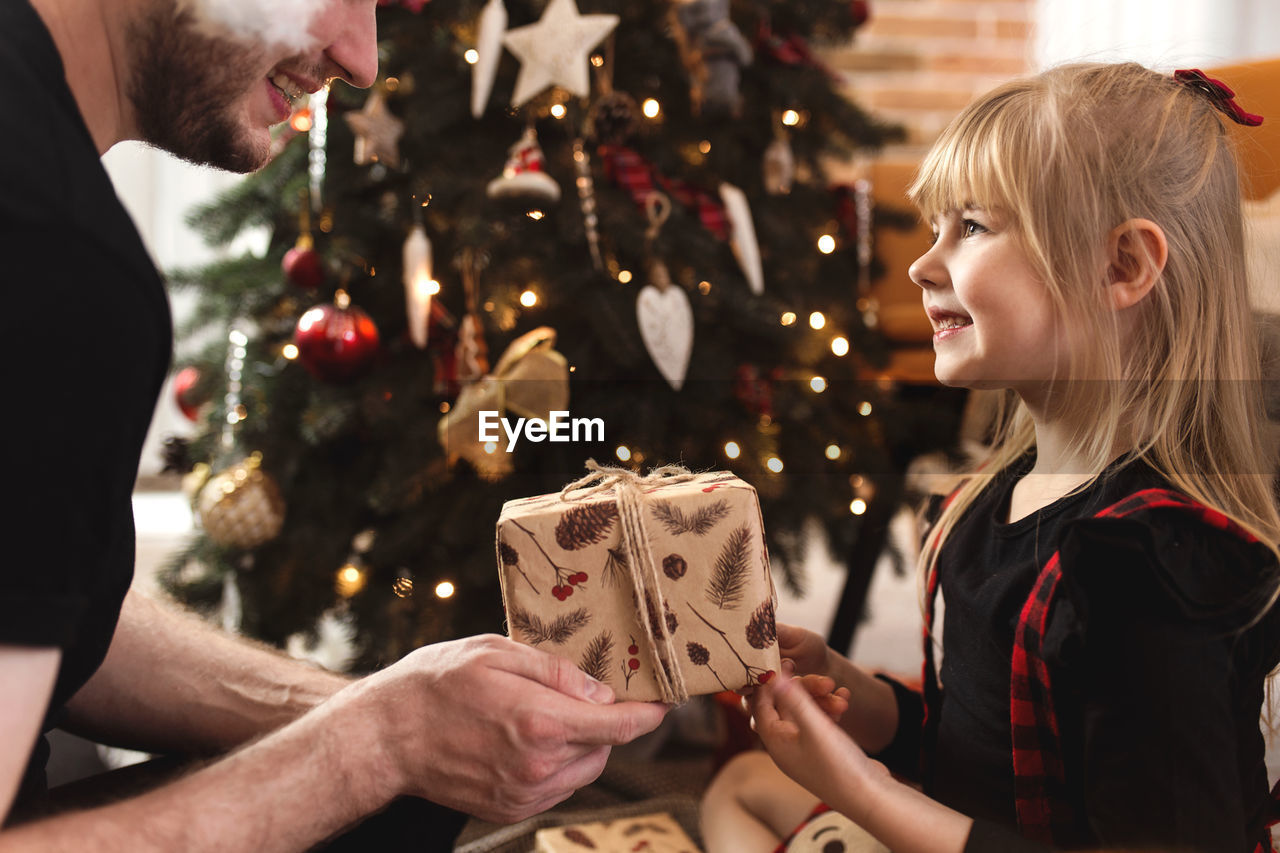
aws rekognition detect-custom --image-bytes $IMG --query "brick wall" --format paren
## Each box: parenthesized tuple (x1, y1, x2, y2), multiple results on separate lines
(815, 2, 1038, 381)
(823, 0, 1036, 150)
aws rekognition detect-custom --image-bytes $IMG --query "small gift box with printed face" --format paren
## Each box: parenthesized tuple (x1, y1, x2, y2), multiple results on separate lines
(534, 811, 702, 853)
(496, 463, 780, 703)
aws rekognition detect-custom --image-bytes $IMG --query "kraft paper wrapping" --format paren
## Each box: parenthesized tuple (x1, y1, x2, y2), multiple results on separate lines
(496, 468, 780, 703)
(535, 812, 701, 853)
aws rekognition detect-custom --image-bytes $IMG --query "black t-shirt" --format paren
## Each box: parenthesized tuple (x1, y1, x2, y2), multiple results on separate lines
(1, 0, 172, 816)
(875, 457, 1280, 852)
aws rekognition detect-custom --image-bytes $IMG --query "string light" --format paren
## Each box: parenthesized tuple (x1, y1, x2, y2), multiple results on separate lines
(780, 311, 797, 326)
(439, 401, 451, 414)
(618, 270, 633, 284)
(616, 445, 632, 462)
(392, 576, 414, 598)
(698, 140, 711, 154)
(724, 441, 741, 459)
(699, 280, 712, 294)
(766, 456, 784, 473)
(817, 234, 836, 254)
(810, 376, 827, 393)
(335, 563, 366, 598)
(642, 98, 661, 118)
(809, 311, 826, 330)
(825, 444, 841, 460)
(290, 109, 313, 133)
(282, 344, 299, 360)
(591, 54, 605, 67)
(782, 109, 800, 126)
(464, 49, 479, 64)
(520, 289, 538, 307)
(550, 103, 566, 119)
(850, 499, 867, 515)
(526, 210, 544, 220)
(831, 336, 849, 357)
(435, 581, 456, 599)
(483, 441, 498, 454)
(859, 401, 873, 416)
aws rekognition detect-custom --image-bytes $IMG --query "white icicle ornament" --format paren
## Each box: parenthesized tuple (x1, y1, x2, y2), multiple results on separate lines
(402, 223, 434, 349)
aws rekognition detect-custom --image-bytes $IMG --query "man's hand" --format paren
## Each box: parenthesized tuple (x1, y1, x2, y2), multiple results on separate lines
(346, 634, 668, 824)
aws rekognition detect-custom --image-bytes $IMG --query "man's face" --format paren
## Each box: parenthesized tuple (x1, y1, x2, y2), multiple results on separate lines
(127, 0, 377, 173)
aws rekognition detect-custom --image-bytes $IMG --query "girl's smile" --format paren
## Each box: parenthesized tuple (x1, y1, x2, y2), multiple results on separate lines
(909, 206, 1068, 400)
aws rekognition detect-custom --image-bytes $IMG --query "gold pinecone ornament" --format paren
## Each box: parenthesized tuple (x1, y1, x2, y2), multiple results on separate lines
(197, 453, 286, 549)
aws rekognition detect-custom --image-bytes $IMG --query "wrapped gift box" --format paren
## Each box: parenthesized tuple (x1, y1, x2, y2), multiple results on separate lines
(535, 811, 702, 852)
(496, 467, 779, 703)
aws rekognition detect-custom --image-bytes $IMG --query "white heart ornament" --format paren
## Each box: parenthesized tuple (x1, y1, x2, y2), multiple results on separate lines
(636, 284, 694, 391)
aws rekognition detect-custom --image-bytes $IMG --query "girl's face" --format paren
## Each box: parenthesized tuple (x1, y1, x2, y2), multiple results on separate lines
(909, 206, 1072, 403)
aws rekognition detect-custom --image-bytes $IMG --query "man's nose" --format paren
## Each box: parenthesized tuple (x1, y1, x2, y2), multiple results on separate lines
(319, 0, 379, 90)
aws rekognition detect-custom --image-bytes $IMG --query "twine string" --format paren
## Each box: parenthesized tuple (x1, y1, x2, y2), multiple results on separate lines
(560, 459, 694, 703)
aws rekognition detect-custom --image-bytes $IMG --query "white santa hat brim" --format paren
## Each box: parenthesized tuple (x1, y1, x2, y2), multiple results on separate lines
(486, 171, 562, 203)
(176, 0, 322, 52)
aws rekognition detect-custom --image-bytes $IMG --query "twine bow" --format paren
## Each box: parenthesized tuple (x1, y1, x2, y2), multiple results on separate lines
(561, 460, 697, 703)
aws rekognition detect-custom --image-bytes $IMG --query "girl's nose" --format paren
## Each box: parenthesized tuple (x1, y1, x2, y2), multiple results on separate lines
(908, 246, 943, 290)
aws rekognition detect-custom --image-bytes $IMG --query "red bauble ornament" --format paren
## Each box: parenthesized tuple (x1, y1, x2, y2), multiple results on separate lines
(293, 298, 380, 382)
(173, 365, 207, 421)
(283, 244, 325, 289)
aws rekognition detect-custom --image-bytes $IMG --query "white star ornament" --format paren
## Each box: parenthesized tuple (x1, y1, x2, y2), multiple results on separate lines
(501, 0, 619, 109)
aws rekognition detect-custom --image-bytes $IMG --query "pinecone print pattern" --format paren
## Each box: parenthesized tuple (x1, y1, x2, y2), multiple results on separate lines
(500, 472, 778, 699)
(746, 599, 776, 650)
(685, 640, 726, 690)
(498, 539, 537, 593)
(690, 604, 776, 687)
(555, 503, 619, 550)
(563, 827, 597, 848)
(663, 553, 687, 580)
(686, 641, 709, 665)
(644, 593, 678, 637)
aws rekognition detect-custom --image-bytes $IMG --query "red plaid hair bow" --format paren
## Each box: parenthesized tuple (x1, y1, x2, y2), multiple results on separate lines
(1173, 68, 1264, 126)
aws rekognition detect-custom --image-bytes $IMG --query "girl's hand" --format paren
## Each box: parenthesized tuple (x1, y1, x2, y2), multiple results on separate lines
(747, 671, 886, 821)
(776, 622, 834, 678)
(794, 670, 850, 723)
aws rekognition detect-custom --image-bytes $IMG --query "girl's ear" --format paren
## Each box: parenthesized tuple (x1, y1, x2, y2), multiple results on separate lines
(1105, 218, 1168, 310)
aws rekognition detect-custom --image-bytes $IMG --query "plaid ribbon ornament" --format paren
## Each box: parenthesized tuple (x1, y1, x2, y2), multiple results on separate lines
(1174, 68, 1264, 126)
(598, 144, 730, 241)
(922, 487, 1277, 847)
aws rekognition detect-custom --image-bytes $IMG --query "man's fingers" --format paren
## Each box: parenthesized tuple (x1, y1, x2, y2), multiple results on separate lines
(533, 743, 612, 799)
(562, 699, 668, 746)
(496, 641, 615, 704)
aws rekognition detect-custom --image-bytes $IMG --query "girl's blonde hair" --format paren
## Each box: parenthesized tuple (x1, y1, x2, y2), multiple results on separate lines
(909, 62, 1280, 615)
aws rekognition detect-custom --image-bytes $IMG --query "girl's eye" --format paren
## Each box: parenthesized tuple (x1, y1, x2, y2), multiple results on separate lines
(961, 218, 987, 237)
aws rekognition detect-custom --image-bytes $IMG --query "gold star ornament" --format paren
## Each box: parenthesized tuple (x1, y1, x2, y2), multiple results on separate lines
(502, 0, 619, 108)
(345, 89, 405, 168)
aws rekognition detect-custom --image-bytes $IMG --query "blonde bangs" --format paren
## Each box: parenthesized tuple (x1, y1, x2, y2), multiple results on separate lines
(907, 82, 1042, 225)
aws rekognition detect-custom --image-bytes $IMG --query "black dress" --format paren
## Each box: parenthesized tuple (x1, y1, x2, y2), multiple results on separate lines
(874, 457, 1280, 852)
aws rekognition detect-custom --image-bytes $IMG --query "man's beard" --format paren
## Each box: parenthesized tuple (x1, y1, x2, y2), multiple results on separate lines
(126, 5, 273, 173)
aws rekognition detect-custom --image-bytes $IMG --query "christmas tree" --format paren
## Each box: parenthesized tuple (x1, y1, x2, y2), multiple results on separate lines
(162, 0, 960, 670)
